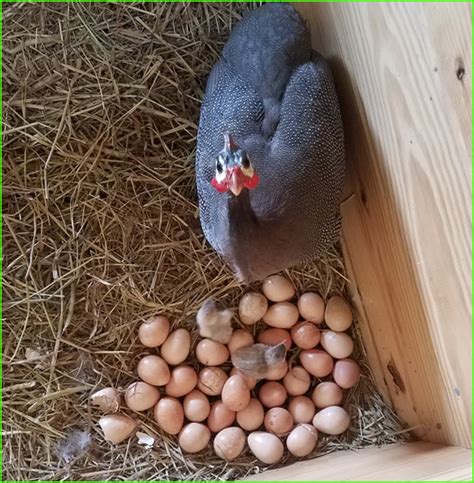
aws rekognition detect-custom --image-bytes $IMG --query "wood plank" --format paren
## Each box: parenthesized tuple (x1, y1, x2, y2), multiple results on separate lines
(295, 3, 472, 447)
(250, 442, 472, 481)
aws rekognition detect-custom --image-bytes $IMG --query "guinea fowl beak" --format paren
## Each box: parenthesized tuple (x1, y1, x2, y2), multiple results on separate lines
(228, 170, 244, 196)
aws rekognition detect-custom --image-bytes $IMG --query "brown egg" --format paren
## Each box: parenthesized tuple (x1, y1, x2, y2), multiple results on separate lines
(228, 329, 254, 354)
(265, 359, 288, 380)
(197, 367, 228, 396)
(312, 382, 343, 408)
(99, 414, 137, 444)
(239, 292, 268, 325)
(214, 427, 246, 461)
(333, 359, 361, 388)
(320, 331, 354, 359)
(262, 275, 296, 302)
(313, 406, 351, 435)
(288, 396, 316, 424)
(165, 365, 198, 397)
(153, 397, 184, 435)
(264, 407, 294, 436)
(196, 339, 229, 366)
(160, 328, 191, 365)
(263, 302, 299, 329)
(138, 315, 170, 348)
(236, 398, 265, 431)
(286, 424, 318, 457)
(124, 381, 160, 412)
(257, 328, 292, 350)
(222, 374, 251, 412)
(291, 322, 321, 349)
(283, 366, 311, 396)
(179, 423, 211, 453)
(300, 349, 334, 377)
(259, 381, 287, 408)
(325, 296, 353, 332)
(137, 355, 170, 386)
(207, 401, 236, 432)
(90, 387, 121, 413)
(297, 292, 325, 324)
(230, 368, 257, 390)
(247, 431, 284, 464)
(183, 389, 210, 422)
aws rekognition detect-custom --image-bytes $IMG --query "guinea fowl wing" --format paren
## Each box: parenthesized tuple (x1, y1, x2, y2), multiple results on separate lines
(251, 54, 345, 251)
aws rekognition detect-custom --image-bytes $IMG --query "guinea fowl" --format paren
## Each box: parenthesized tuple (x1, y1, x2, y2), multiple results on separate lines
(195, 3, 345, 283)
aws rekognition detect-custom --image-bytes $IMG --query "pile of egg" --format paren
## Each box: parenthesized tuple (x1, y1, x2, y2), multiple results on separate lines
(92, 275, 360, 464)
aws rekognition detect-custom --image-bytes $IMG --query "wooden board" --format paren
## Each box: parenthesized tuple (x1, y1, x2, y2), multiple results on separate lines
(295, 3, 472, 447)
(249, 442, 472, 481)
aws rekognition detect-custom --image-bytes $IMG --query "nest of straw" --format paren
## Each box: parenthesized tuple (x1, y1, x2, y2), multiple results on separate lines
(3, 2, 408, 480)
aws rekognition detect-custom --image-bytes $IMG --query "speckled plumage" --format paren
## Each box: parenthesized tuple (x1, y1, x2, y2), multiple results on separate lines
(195, 3, 345, 282)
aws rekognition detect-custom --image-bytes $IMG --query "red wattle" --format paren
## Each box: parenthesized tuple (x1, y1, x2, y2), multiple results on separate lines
(211, 177, 228, 192)
(244, 173, 260, 189)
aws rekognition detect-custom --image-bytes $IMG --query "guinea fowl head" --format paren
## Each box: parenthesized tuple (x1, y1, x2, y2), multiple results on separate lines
(211, 133, 260, 196)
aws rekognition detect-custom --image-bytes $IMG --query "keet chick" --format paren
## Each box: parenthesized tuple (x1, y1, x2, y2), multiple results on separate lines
(196, 299, 234, 344)
(231, 342, 287, 379)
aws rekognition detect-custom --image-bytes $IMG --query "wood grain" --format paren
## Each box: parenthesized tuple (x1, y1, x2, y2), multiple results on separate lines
(250, 442, 472, 481)
(296, 3, 472, 447)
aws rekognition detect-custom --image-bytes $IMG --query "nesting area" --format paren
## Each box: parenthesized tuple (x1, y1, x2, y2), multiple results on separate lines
(93, 281, 364, 464)
(3, 2, 408, 481)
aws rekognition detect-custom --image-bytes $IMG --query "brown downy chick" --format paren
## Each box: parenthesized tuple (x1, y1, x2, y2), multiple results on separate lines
(196, 299, 234, 344)
(231, 342, 287, 379)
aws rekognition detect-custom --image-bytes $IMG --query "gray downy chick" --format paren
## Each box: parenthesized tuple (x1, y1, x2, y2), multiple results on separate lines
(196, 299, 234, 344)
(231, 342, 287, 380)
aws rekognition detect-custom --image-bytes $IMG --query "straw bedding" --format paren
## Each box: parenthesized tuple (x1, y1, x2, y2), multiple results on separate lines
(3, 2, 408, 480)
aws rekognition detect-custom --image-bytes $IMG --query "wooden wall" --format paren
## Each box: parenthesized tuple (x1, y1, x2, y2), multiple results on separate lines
(295, 2, 472, 447)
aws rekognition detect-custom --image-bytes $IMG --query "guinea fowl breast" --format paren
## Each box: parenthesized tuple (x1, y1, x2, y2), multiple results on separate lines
(195, 4, 345, 283)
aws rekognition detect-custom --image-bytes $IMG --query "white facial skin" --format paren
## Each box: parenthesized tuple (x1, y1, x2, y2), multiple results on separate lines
(214, 147, 256, 196)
